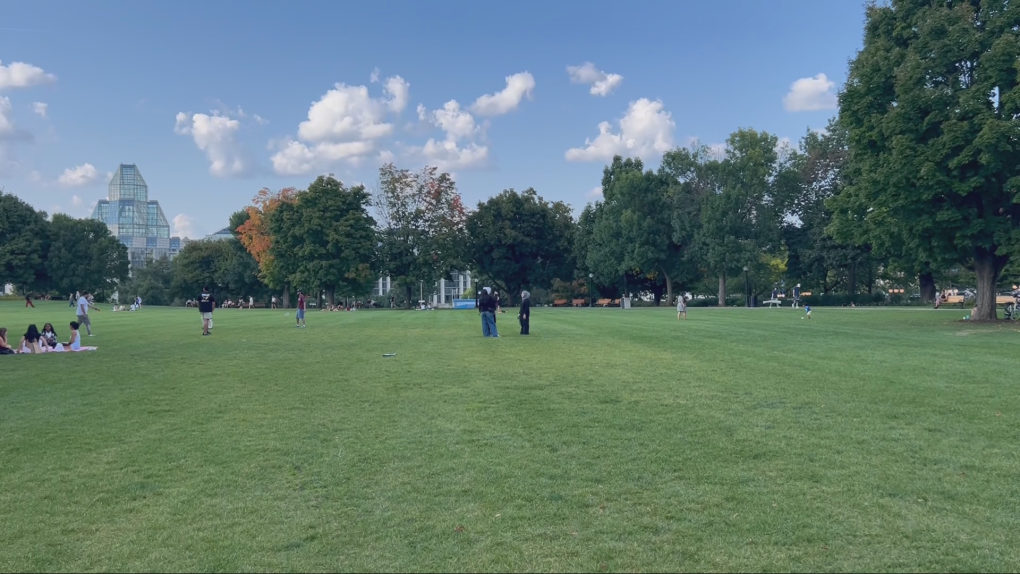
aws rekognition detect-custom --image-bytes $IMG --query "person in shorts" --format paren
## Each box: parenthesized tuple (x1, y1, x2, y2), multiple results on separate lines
(198, 287, 216, 336)
(77, 291, 100, 336)
(804, 305, 812, 319)
(677, 294, 687, 321)
(296, 290, 306, 328)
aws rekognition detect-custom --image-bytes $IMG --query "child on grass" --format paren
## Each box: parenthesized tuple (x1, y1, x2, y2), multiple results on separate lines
(677, 295, 687, 321)
(805, 305, 812, 319)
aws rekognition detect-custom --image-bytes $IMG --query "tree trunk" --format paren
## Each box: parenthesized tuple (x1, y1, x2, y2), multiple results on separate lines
(718, 274, 726, 307)
(405, 285, 413, 309)
(918, 271, 936, 303)
(282, 284, 291, 308)
(973, 251, 1005, 321)
(662, 269, 673, 307)
(848, 261, 857, 296)
(867, 260, 873, 295)
(327, 286, 335, 306)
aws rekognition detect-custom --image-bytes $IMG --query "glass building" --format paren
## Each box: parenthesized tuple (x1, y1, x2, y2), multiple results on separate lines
(90, 164, 183, 268)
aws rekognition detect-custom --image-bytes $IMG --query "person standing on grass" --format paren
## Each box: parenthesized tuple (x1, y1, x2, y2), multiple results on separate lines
(479, 287, 499, 337)
(677, 294, 687, 321)
(271, 295, 277, 309)
(248, 295, 254, 310)
(198, 287, 215, 336)
(68, 293, 75, 307)
(25, 293, 34, 308)
(519, 290, 531, 335)
(792, 284, 801, 309)
(77, 291, 99, 337)
(296, 290, 307, 328)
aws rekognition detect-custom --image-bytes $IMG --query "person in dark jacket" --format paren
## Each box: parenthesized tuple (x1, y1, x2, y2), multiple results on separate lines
(479, 287, 499, 337)
(519, 290, 531, 335)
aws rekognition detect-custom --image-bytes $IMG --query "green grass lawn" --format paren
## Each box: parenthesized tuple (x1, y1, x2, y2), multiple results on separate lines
(1, 301, 1018, 572)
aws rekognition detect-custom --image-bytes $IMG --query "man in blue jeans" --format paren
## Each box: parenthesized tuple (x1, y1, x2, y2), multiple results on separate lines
(479, 287, 499, 337)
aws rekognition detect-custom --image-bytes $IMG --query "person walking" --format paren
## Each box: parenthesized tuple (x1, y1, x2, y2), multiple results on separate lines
(271, 295, 278, 309)
(76, 291, 100, 336)
(677, 294, 688, 321)
(479, 287, 499, 337)
(792, 284, 801, 309)
(25, 293, 34, 308)
(68, 293, 75, 307)
(519, 290, 531, 335)
(198, 286, 215, 336)
(296, 290, 307, 328)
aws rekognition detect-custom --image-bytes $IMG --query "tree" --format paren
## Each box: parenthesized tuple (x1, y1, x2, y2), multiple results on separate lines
(833, 0, 1020, 320)
(121, 256, 174, 306)
(46, 214, 129, 299)
(375, 163, 467, 308)
(695, 129, 794, 305)
(170, 239, 234, 303)
(236, 187, 299, 305)
(466, 188, 574, 303)
(0, 191, 49, 292)
(272, 175, 378, 303)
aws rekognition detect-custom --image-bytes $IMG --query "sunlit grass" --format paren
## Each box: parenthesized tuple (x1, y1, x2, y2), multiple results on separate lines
(1, 302, 1017, 572)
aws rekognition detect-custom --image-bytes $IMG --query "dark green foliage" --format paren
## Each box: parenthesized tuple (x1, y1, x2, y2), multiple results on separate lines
(0, 191, 49, 291)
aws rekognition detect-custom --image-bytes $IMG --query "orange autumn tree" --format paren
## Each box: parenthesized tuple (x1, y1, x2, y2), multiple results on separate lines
(236, 186, 299, 303)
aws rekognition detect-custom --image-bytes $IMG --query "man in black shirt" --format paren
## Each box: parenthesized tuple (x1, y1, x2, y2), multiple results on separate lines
(198, 287, 216, 336)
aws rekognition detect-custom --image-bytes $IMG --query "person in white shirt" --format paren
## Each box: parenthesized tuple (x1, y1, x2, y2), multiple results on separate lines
(77, 291, 100, 336)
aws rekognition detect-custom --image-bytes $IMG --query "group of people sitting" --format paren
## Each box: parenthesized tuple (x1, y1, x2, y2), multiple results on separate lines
(0, 322, 86, 355)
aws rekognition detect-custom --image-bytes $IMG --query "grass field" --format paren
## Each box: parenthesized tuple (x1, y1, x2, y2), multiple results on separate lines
(1, 301, 1019, 572)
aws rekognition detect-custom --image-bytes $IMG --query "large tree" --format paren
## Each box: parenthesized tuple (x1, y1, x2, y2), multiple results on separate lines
(46, 214, 129, 299)
(695, 129, 794, 305)
(272, 175, 378, 303)
(121, 256, 174, 306)
(170, 239, 234, 303)
(236, 187, 299, 306)
(466, 188, 574, 303)
(0, 191, 49, 292)
(833, 0, 1020, 320)
(375, 163, 467, 308)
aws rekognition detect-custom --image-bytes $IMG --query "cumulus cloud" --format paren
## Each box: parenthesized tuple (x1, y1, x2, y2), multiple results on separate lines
(470, 72, 535, 116)
(271, 74, 410, 175)
(567, 62, 623, 96)
(172, 214, 198, 239)
(0, 60, 56, 90)
(587, 186, 603, 200)
(783, 73, 838, 112)
(175, 111, 248, 177)
(58, 163, 104, 187)
(411, 99, 489, 171)
(32, 102, 47, 117)
(0, 96, 16, 138)
(566, 98, 676, 162)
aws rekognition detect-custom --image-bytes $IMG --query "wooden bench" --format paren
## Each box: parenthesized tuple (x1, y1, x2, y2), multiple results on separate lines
(997, 295, 1015, 306)
(252, 302, 267, 308)
(571, 298, 586, 307)
(553, 299, 568, 307)
(945, 295, 965, 306)
(596, 298, 611, 307)
(611, 299, 621, 306)
(763, 299, 782, 308)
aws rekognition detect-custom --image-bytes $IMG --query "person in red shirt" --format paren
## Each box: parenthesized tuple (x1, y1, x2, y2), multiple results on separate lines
(296, 290, 307, 328)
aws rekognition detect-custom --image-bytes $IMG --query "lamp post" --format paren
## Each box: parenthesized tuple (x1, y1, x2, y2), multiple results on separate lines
(743, 266, 750, 308)
(589, 273, 594, 307)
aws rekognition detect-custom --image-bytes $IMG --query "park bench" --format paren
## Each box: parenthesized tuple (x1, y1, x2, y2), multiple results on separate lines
(996, 295, 1014, 306)
(764, 299, 782, 308)
(553, 299, 568, 307)
(596, 298, 611, 307)
(945, 295, 966, 306)
(572, 298, 586, 307)
(252, 302, 267, 308)
(611, 299, 621, 306)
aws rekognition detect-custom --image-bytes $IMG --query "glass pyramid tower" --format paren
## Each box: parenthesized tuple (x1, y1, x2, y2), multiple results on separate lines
(90, 164, 183, 268)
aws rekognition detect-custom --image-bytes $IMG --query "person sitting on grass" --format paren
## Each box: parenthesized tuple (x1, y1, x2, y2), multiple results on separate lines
(64, 322, 82, 351)
(0, 328, 15, 355)
(19, 324, 44, 354)
(40, 323, 59, 350)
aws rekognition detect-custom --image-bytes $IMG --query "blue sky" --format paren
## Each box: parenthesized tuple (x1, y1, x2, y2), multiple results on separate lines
(0, 0, 862, 239)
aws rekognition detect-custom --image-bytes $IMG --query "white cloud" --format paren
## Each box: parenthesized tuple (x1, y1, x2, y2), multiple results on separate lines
(272, 74, 410, 175)
(58, 163, 103, 187)
(587, 186, 603, 200)
(783, 73, 838, 112)
(32, 102, 47, 117)
(566, 98, 676, 162)
(470, 72, 535, 116)
(174, 111, 248, 177)
(172, 214, 199, 239)
(72, 195, 82, 207)
(0, 60, 56, 90)
(567, 62, 623, 96)
(411, 99, 489, 171)
(0, 96, 15, 138)
(378, 149, 395, 163)
(252, 114, 268, 125)
(370, 67, 380, 83)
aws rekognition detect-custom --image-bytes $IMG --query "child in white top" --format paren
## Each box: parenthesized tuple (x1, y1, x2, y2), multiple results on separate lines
(677, 295, 687, 321)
